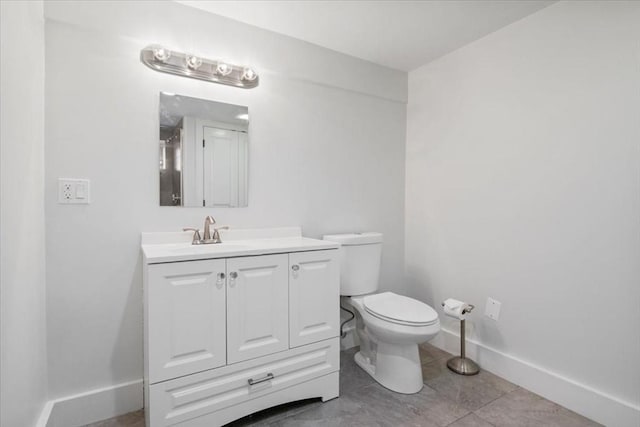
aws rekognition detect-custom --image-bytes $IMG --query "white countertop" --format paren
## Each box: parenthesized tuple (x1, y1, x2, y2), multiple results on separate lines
(141, 227, 340, 264)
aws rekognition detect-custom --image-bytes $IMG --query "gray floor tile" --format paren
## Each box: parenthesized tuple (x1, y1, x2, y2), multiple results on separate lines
(83, 410, 144, 427)
(272, 382, 448, 427)
(354, 382, 440, 427)
(422, 358, 518, 411)
(473, 388, 601, 427)
(419, 343, 451, 365)
(339, 347, 376, 395)
(270, 392, 378, 427)
(363, 382, 470, 426)
(446, 413, 495, 427)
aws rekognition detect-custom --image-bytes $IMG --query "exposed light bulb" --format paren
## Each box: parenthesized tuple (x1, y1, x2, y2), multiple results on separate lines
(216, 62, 233, 76)
(241, 67, 258, 82)
(185, 55, 202, 70)
(152, 46, 171, 62)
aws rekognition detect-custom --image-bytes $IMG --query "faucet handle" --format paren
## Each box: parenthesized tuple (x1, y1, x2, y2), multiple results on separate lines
(182, 227, 202, 245)
(212, 226, 229, 244)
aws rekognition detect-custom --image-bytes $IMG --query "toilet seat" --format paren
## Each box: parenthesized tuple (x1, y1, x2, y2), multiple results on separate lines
(364, 292, 438, 327)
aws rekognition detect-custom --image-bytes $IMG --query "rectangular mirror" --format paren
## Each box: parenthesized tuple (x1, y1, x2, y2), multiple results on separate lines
(159, 93, 248, 207)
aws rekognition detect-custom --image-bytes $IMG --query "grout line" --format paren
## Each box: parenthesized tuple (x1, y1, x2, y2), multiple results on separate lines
(420, 354, 523, 424)
(469, 387, 522, 425)
(470, 409, 499, 427)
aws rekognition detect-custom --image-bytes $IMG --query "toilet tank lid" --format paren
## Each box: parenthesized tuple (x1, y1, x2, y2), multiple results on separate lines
(322, 232, 383, 245)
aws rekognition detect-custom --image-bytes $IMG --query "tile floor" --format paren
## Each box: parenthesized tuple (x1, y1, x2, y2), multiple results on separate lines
(85, 344, 600, 427)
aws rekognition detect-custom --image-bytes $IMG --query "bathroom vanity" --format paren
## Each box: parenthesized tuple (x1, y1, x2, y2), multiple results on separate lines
(141, 227, 340, 426)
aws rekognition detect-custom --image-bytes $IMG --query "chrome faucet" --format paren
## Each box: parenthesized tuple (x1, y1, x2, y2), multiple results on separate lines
(183, 216, 228, 245)
(203, 215, 216, 242)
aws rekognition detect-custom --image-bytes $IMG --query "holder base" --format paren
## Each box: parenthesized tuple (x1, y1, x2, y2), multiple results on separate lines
(447, 356, 480, 376)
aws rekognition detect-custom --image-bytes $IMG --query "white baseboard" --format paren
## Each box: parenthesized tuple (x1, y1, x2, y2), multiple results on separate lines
(43, 379, 143, 427)
(36, 401, 54, 427)
(431, 329, 640, 427)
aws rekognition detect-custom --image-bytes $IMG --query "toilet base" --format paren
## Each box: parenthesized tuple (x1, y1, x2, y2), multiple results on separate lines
(354, 342, 424, 394)
(354, 351, 376, 376)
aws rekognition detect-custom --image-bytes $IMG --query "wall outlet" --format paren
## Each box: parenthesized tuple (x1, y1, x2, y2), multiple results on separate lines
(485, 297, 501, 320)
(58, 178, 90, 204)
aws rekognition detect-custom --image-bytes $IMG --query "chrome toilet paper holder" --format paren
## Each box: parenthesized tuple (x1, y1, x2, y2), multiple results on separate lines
(441, 302, 480, 376)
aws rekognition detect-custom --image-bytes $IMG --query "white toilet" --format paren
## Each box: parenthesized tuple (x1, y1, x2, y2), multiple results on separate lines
(323, 232, 440, 394)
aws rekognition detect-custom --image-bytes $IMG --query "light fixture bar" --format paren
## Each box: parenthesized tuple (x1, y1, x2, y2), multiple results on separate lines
(140, 45, 259, 89)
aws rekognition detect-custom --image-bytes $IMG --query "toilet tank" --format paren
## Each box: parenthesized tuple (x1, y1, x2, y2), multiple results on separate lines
(322, 232, 383, 296)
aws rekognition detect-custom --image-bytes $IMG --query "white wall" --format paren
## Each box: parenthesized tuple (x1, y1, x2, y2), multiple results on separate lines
(406, 1, 640, 425)
(0, 1, 48, 425)
(43, 0, 406, 409)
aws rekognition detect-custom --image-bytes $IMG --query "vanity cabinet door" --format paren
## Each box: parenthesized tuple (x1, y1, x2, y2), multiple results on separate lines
(289, 250, 340, 348)
(147, 259, 226, 384)
(226, 254, 289, 364)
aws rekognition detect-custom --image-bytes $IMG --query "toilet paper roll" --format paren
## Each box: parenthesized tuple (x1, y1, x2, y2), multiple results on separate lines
(443, 298, 469, 320)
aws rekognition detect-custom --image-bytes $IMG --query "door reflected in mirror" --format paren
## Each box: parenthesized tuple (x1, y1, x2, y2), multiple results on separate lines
(159, 93, 248, 207)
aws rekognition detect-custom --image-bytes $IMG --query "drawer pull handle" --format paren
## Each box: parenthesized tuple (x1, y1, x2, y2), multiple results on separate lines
(248, 373, 274, 386)
(291, 265, 300, 272)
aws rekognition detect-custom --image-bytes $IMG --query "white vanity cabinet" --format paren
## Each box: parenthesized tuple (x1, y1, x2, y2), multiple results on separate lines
(142, 230, 340, 427)
(289, 250, 340, 348)
(226, 254, 289, 364)
(147, 259, 227, 384)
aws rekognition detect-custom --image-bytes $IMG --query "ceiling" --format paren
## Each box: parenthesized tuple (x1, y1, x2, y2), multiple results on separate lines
(176, 0, 555, 71)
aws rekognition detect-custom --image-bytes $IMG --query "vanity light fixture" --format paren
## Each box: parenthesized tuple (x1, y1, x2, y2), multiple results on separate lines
(216, 62, 233, 76)
(152, 46, 171, 62)
(185, 55, 202, 70)
(140, 45, 259, 89)
(242, 67, 258, 82)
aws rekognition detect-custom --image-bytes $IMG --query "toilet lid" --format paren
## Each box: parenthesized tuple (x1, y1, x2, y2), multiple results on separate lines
(364, 292, 438, 326)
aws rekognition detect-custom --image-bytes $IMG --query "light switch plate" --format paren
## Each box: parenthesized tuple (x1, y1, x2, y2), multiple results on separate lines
(58, 178, 90, 204)
(485, 297, 501, 321)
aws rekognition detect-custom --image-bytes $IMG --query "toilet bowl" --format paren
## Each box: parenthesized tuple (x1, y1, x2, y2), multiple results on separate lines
(323, 232, 440, 394)
(349, 292, 440, 393)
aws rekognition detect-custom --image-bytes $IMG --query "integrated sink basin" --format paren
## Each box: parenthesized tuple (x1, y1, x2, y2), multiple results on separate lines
(165, 243, 253, 255)
(141, 226, 340, 264)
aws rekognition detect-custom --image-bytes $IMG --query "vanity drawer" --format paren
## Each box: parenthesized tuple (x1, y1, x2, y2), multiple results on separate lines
(149, 337, 339, 426)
